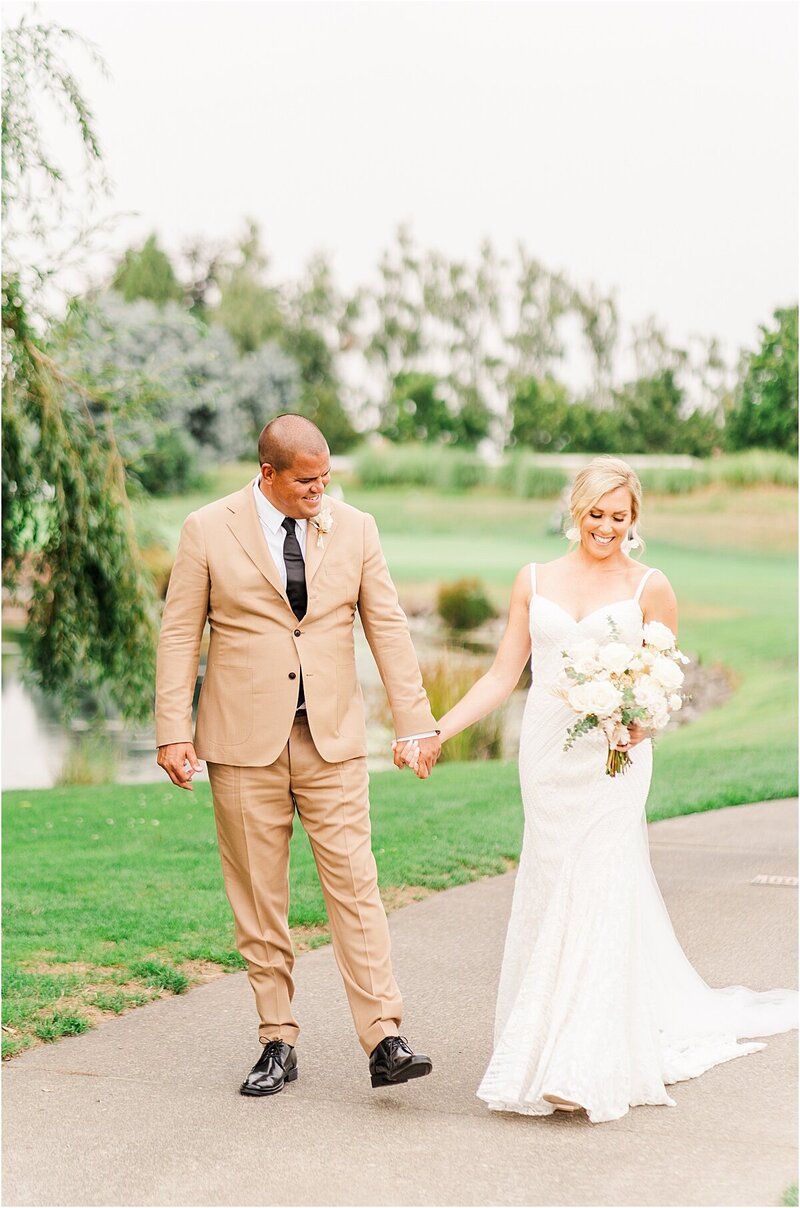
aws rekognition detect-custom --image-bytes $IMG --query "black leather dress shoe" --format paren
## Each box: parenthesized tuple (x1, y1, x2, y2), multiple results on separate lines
(240, 1040, 297, 1096)
(369, 1036, 432, 1088)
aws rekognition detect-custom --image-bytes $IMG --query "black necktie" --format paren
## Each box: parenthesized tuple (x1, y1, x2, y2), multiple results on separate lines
(281, 518, 308, 620)
(282, 518, 307, 708)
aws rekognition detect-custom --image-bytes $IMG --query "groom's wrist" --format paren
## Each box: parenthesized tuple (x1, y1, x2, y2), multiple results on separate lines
(395, 730, 440, 742)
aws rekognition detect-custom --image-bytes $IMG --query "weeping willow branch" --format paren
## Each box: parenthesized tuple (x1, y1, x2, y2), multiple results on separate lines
(3, 284, 158, 722)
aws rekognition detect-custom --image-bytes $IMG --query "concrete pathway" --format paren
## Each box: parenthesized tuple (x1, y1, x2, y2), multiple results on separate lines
(4, 799, 797, 1207)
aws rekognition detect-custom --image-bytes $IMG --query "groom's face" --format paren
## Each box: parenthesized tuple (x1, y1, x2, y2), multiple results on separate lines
(260, 448, 331, 520)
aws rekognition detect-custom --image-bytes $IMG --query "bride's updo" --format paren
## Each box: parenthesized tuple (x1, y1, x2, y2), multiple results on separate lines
(568, 456, 645, 553)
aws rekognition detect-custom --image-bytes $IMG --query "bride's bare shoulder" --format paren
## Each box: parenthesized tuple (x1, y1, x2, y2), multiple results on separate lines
(638, 565, 676, 600)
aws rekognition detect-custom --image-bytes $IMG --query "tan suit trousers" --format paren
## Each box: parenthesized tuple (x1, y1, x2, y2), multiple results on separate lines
(207, 716, 402, 1055)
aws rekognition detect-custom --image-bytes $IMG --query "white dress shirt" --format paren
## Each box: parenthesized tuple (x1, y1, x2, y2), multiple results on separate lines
(252, 477, 308, 587)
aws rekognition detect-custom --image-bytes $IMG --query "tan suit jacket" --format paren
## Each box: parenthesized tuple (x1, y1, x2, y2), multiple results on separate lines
(155, 484, 436, 765)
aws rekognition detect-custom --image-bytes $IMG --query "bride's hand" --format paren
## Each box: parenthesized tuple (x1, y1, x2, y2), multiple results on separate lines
(392, 738, 421, 772)
(624, 723, 650, 749)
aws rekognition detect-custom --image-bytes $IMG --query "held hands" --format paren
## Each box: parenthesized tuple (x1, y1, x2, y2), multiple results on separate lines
(157, 742, 203, 790)
(392, 735, 442, 780)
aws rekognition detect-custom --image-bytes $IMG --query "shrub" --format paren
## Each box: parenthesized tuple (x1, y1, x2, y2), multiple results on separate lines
(420, 651, 505, 762)
(437, 578, 495, 631)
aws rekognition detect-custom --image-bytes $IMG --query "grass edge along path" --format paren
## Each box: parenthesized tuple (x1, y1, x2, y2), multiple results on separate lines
(3, 744, 796, 1060)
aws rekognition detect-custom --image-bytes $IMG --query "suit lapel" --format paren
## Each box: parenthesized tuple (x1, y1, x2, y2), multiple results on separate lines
(304, 505, 336, 591)
(226, 484, 290, 607)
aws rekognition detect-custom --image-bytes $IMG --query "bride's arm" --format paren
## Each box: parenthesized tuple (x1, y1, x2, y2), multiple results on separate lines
(437, 566, 532, 744)
(641, 570, 679, 635)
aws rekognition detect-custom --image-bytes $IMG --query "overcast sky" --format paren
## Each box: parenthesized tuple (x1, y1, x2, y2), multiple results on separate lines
(4, 0, 798, 361)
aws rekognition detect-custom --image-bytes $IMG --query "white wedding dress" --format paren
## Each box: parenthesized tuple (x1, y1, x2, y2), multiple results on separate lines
(477, 563, 797, 1124)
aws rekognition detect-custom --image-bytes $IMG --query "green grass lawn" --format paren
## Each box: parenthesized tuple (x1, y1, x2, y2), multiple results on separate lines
(3, 765, 523, 1058)
(4, 469, 796, 1057)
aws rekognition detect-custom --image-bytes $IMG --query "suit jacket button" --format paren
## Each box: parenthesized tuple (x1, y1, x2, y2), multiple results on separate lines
(288, 672, 297, 680)
(294, 629, 302, 636)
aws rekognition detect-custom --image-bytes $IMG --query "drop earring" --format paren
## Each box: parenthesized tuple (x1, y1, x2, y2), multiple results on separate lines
(622, 528, 641, 553)
(565, 526, 580, 542)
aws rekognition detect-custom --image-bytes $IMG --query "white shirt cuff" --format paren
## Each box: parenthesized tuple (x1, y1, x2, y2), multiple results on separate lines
(395, 730, 439, 741)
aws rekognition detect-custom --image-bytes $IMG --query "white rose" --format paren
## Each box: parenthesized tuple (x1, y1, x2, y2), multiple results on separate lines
(651, 656, 684, 691)
(643, 621, 676, 652)
(651, 707, 670, 731)
(567, 638, 601, 675)
(627, 625, 645, 650)
(633, 677, 668, 714)
(598, 641, 636, 676)
(668, 693, 683, 711)
(567, 679, 622, 719)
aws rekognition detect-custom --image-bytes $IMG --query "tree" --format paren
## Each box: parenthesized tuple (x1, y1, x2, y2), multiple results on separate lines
(230, 341, 301, 459)
(506, 247, 571, 384)
(2, 15, 158, 720)
(3, 287, 159, 719)
(379, 373, 457, 443)
(726, 307, 798, 453)
(363, 224, 428, 382)
(615, 370, 719, 456)
(573, 284, 619, 409)
(508, 376, 571, 450)
(177, 236, 226, 318)
(55, 292, 301, 481)
(422, 240, 498, 446)
(213, 224, 358, 450)
(111, 234, 183, 306)
(2, 14, 109, 281)
(214, 220, 284, 353)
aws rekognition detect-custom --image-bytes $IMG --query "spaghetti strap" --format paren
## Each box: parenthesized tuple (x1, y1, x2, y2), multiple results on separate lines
(633, 566, 658, 604)
(529, 562, 537, 594)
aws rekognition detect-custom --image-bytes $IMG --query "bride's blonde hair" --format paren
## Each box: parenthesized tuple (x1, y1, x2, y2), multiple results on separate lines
(569, 456, 646, 554)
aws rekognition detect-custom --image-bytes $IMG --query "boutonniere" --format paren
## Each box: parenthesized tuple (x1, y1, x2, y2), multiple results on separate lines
(310, 506, 334, 549)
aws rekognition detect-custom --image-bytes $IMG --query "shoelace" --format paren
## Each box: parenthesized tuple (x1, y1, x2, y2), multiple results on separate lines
(261, 1040, 286, 1063)
(385, 1035, 409, 1055)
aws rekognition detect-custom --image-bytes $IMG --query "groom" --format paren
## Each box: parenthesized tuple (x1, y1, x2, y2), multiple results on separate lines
(155, 414, 441, 1095)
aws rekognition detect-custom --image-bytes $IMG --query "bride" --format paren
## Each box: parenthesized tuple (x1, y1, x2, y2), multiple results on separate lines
(401, 455, 797, 1123)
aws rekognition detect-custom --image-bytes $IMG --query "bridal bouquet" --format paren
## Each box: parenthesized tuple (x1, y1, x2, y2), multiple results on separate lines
(555, 620, 689, 776)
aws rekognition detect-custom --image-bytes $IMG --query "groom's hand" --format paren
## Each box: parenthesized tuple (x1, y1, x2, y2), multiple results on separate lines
(157, 742, 203, 790)
(413, 735, 442, 779)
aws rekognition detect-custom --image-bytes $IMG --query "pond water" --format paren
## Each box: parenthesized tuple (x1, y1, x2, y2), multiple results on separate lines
(2, 621, 524, 791)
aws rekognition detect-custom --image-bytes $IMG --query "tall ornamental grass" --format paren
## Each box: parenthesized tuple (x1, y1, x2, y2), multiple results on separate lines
(708, 450, 798, 487)
(353, 444, 488, 492)
(635, 466, 710, 495)
(499, 456, 571, 498)
(351, 445, 797, 497)
(420, 651, 505, 762)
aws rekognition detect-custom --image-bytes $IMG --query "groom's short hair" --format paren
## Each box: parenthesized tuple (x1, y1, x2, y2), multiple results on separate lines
(258, 414, 328, 472)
